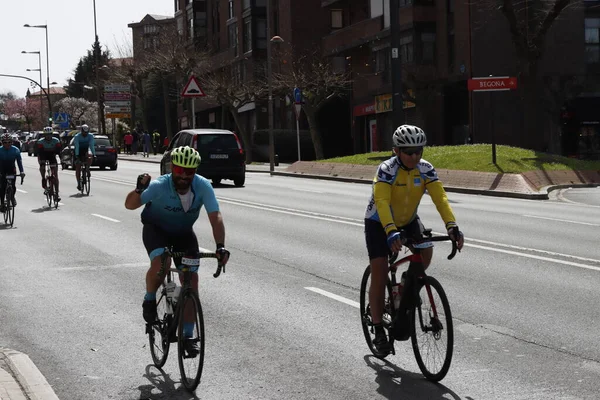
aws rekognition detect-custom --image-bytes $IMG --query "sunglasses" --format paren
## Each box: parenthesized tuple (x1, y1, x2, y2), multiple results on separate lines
(172, 165, 196, 176)
(2, 141, 12, 145)
(400, 147, 423, 156)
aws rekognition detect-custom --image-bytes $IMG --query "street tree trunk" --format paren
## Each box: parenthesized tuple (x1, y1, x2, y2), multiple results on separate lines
(303, 102, 324, 160)
(229, 107, 253, 163)
(161, 78, 173, 139)
(519, 61, 544, 151)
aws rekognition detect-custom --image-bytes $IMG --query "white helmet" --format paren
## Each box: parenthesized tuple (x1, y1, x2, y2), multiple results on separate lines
(43, 126, 53, 134)
(81, 124, 89, 133)
(392, 125, 427, 147)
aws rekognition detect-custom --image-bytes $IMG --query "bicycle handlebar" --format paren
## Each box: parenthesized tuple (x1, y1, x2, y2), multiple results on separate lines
(161, 248, 226, 278)
(401, 235, 459, 260)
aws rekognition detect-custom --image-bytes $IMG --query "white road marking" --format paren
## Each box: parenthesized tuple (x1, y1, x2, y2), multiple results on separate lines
(293, 188, 325, 194)
(522, 214, 599, 226)
(305, 287, 360, 308)
(91, 213, 120, 223)
(16, 189, 27, 194)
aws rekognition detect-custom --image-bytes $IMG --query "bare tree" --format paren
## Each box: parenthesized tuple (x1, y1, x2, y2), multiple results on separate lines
(3, 98, 39, 131)
(273, 51, 352, 160)
(197, 64, 268, 163)
(498, 0, 573, 150)
(54, 97, 98, 129)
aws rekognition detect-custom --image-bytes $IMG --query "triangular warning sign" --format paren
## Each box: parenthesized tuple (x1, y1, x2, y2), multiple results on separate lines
(55, 114, 65, 123)
(181, 76, 206, 98)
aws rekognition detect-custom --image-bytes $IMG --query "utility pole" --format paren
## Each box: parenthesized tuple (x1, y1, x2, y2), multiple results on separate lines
(390, 0, 405, 128)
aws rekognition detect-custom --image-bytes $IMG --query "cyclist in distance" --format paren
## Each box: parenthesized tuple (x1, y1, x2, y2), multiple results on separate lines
(124, 145, 230, 354)
(0, 133, 25, 213)
(364, 124, 464, 355)
(37, 126, 62, 201)
(72, 124, 95, 191)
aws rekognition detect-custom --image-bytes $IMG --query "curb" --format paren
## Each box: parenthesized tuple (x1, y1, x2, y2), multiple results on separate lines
(0, 348, 59, 400)
(271, 171, 598, 200)
(118, 156, 280, 173)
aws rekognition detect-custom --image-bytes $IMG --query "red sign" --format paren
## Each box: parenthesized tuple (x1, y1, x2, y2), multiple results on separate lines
(353, 102, 376, 117)
(468, 77, 517, 92)
(181, 75, 206, 98)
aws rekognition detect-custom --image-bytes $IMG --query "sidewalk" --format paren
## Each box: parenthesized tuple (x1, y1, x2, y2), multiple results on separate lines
(118, 154, 600, 200)
(0, 348, 59, 400)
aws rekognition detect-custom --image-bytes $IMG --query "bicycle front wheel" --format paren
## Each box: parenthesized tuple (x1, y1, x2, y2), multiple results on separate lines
(84, 169, 91, 196)
(410, 276, 454, 382)
(149, 288, 172, 368)
(4, 194, 14, 227)
(359, 265, 394, 360)
(177, 288, 205, 392)
(45, 179, 52, 207)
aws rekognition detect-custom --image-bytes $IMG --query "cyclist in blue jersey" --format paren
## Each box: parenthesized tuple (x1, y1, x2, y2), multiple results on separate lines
(0, 133, 25, 213)
(37, 127, 62, 201)
(124, 145, 230, 353)
(72, 124, 96, 191)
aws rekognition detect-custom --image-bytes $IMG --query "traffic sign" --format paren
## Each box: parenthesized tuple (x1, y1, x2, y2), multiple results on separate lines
(104, 101, 130, 107)
(106, 113, 131, 119)
(468, 76, 517, 92)
(104, 93, 131, 101)
(294, 103, 302, 120)
(293, 87, 302, 104)
(53, 112, 70, 129)
(181, 76, 206, 97)
(104, 83, 130, 92)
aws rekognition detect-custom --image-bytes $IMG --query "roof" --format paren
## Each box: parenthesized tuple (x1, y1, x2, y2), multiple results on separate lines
(180, 129, 235, 135)
(128, 14, 174, 28)
(148, 14, 172, 20)
(28, 87, 66, 96)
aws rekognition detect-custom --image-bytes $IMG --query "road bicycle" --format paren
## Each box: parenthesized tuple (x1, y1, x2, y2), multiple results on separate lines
(44, 161, 59, 209)
(1, 173, 24, 227)
(360, 229, 459, 381)
(147, 246, 225, 392)
(79, 160, 91, 196)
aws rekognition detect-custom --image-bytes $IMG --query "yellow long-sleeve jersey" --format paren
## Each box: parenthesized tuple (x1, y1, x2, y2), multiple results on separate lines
(364, 157, 457, 235)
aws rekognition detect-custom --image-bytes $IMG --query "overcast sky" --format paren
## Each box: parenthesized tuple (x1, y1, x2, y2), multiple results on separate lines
(0, 0, 174, 98)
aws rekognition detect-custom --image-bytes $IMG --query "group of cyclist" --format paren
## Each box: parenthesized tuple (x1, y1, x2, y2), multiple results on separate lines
(3, 121, 464, 355)
(0, 124, 97, 208)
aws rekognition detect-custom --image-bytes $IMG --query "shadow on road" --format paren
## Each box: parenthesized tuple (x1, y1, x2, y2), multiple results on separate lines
(364, 355, 462, 400)
(30, 206, 57, 213)
(0, 223, 15, 230)
(137, 364, 199, 400)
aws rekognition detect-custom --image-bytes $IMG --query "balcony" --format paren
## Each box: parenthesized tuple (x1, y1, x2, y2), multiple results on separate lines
(322, 16, 384, 56)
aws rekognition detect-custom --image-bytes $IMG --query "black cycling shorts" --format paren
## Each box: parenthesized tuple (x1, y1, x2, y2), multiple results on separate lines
(75, 148, 90, 163)
(142, 223, 199, 262)
(364, 216, 430, 260)
(39, 155, 58, 166)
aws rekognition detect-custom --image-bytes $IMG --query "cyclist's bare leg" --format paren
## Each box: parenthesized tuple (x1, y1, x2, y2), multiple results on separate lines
(179, 272, 199, 325)
(75, 160, 81, 183)
(369, 256, 389, 325)
(415, 246, 433, 269)
(146, 255, 171, 293)
(51, 165, 59, 194)
(38, 161, 45, 189)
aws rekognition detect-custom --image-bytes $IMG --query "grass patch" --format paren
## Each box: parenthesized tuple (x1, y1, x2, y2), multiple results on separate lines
(321, 144, 600, 174)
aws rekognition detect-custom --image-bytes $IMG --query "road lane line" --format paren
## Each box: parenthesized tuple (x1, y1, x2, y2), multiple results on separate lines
(16, 189, 27, 194)
(522, 214, 599, 226)
(305, 287, 360, 308)
(91, 213, 120, 223)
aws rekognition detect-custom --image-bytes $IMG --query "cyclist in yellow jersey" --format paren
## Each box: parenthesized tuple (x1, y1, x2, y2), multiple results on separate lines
(364, 124, 464, 354)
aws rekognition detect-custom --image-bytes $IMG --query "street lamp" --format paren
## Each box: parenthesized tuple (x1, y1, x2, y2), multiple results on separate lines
(24, 23, 51, 124)
(266, 0, 284, 172)
(22, 50, 43, 128)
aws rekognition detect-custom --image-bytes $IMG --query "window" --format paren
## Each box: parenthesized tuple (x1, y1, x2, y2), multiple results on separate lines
(331, 10, 343, 29)
(175, 0, 180, 12)
(370, 0, 383, 17)
(255, 0, 266, 6)
(243, 0, 251, 9)
(256, 18, 267, 49)
(228, 23, 239, 56)
(243, 18, 252, 53)
(228, 0, 234, 19)
(400, 34, 413, 63)
(399, 0, 412, 6)
(188, 0, 193, 3)
(231, 63, 242, 86)
(421, 32, 436, 62)
(373, 48, 391, 82)
(585, 18, 600, 64)
(144, 25, 158, 34)
(188, 17, 194, 40)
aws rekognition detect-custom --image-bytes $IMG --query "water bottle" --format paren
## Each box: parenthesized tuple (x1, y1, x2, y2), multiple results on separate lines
(165, 281, 176, 302)
(172, 286, 181, 306)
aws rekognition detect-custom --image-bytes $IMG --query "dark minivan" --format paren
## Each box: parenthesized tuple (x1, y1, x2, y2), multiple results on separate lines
(160, 129, 246, 187)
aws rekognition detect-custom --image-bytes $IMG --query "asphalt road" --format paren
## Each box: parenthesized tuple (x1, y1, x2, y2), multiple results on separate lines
(1, 157, 599, 399)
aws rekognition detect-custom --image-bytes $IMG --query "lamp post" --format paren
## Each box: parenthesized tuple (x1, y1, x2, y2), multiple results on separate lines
(22, 50, 44, 128)
(266, 0, 284, 172)
(23, 24, 51, 124)
(92, 0, 106, 135)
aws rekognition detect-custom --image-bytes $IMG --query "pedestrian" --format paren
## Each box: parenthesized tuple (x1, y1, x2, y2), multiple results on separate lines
(143, 131, 151, 157)
(152, 130, 161, 155)
(162, 136, 170, 153)
(132, 129, 139, 155)
(124, 132, 133, 154)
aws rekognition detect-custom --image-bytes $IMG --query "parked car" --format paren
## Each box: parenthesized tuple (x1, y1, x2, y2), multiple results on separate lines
(27, 132, 60, 156)
(60, 134, 118, 170)
(160, 129, 246, 187)
(10, 134, 22, 151)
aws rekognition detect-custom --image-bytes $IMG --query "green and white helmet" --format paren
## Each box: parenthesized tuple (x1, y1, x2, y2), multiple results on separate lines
(171, 146, 201, 168)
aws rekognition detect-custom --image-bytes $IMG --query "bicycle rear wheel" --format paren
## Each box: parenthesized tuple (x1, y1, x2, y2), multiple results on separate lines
(84, 168, 90, 196)
(149, 287, 172, 368)
(4, 192, 14, 227)
(359, 265, 395, 359)
(177, 288, 205, 392)
(410, 276, 454, 382)
(45, 178, 52, 207)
